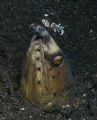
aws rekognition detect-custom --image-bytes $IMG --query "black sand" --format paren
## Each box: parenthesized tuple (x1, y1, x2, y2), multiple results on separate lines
(0, 0, 97, 120)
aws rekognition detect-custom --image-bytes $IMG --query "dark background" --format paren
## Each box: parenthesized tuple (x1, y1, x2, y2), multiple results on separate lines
(0, 0, 97, 120)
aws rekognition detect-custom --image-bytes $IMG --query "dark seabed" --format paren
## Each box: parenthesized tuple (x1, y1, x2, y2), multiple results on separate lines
(0, 0, 97, 120)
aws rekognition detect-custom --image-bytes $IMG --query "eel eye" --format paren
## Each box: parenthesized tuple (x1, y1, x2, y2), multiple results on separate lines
(53, 56, 63, 67)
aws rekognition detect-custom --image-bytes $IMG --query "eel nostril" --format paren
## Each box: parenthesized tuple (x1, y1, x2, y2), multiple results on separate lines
(53, 56, 63, 65)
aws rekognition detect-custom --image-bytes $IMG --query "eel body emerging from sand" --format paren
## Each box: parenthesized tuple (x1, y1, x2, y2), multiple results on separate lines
(21, 24, 77, 111)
